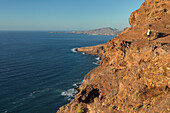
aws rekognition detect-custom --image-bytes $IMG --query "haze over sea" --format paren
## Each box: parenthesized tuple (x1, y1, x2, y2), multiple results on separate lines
(0, 31, 114, 113)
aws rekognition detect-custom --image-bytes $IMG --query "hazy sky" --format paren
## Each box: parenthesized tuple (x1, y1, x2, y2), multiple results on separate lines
(0, 0, 144, 31)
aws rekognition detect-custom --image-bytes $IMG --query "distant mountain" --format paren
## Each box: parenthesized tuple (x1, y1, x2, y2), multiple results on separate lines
(72, 27, 122, 36)
(51, 27, 122, 36)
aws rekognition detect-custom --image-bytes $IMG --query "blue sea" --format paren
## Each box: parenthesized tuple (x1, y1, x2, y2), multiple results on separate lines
(0, 31, 114, 113)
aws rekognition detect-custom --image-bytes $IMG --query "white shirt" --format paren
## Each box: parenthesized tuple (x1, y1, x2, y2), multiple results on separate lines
(147, 29, 151, 35)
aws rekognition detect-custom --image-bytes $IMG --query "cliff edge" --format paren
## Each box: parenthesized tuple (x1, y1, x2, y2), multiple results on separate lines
(57, 0, 170, 113)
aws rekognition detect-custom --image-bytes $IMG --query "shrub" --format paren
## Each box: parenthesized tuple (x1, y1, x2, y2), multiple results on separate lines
(109, 106, 113, 111)
(77, 107, 84, 113)
(151, 69, 155, 73)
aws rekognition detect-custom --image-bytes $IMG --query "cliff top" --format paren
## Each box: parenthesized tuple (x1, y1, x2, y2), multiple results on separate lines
(116, 0, 170, 43)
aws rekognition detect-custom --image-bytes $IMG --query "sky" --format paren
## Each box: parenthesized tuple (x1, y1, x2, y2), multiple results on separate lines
(0, 0, 144, 31)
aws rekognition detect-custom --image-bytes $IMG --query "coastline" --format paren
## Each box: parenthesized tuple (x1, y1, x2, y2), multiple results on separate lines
(49, 27, 122, 36)
(57, 0, 170, 113)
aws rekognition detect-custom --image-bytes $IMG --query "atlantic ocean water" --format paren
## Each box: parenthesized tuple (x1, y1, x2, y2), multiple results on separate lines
(0, 31, 114, 113)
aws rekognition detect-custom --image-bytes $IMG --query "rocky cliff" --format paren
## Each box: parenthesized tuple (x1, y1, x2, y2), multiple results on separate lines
(57, 0, 170, 113)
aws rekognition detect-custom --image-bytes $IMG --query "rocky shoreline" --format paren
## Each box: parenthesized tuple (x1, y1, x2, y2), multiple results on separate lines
(57, 0, 170, 113)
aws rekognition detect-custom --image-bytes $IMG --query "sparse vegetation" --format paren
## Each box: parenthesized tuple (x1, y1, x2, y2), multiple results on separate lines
(109, 106, 113, 111)
(130, 107, 134, 111)
(147, 13, 150, 16)
(77, 107, 84, 113)
(151, 69, 155, 73)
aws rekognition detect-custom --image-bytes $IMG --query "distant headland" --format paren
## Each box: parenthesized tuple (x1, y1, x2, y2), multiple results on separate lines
(50, 27, 122, 36)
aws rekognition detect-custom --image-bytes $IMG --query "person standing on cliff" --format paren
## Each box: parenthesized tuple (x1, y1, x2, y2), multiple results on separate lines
(147, 27, 151, 41)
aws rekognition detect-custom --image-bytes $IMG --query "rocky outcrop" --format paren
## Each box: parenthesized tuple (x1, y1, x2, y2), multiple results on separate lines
(57, 0, 170, 113)
(76, 44, 105, 56)
(119, 0, 170, 43)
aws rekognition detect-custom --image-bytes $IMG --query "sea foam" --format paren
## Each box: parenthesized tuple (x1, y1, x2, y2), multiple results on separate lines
(71, 48, 77, 53)
(93, 62, 100, 65)
(61, 88, 78, 101)
(95, 56, 101, 61)
(61, 82, 81, 101)
(93, 56, 101, 65)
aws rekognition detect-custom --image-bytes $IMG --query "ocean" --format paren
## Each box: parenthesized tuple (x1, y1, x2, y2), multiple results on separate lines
(0, 31, 114, 113)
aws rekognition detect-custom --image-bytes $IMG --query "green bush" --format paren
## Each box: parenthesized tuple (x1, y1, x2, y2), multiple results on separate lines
(109, 106, 113, 111)
(78, 107, 84, 113)
(151, 69, 155, 73)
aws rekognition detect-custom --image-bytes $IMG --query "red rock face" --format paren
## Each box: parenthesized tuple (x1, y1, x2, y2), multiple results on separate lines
(120, 0, 170, 42)
(57, 0, 170, 113)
